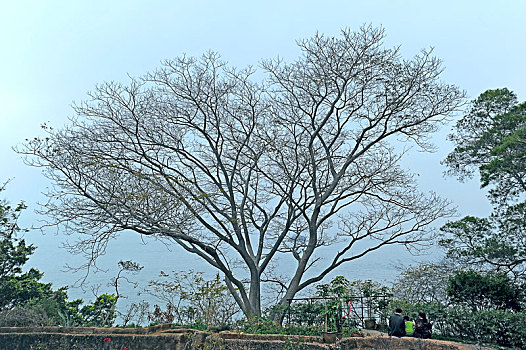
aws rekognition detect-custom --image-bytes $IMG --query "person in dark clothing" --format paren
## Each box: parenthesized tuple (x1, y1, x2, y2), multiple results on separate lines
(414, 311, 432, 339)
(388, 308, 406, 337)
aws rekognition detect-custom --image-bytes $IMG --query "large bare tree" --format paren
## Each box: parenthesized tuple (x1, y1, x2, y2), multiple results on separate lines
(19, 26, 464, 317)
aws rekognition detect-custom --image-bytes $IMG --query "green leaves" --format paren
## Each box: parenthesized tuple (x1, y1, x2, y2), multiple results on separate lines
(78, 293, 118, 327)
(443, 88, 526, 281)
(0, 186, 42, 311)
(446, 88, 526, 204)
(0, 185, 117, 327)
(446, 270, 524, 312)
(440, 212, 526, 279)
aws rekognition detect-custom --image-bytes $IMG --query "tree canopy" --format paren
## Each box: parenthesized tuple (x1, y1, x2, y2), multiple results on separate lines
(442, 88, 526, 280)
(0, 184, 118, 327)
(0, 183, 51, 311)
(19, 25, 464, 317)
(440, 212, 526, 278)
(446, 270, 524, 312)
(444, 88, 526, 205)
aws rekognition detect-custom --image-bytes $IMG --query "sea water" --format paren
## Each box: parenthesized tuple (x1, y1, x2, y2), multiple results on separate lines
(26, 227, 438, 324)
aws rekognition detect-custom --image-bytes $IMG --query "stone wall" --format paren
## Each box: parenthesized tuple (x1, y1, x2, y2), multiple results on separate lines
(0, 326, 473, 350)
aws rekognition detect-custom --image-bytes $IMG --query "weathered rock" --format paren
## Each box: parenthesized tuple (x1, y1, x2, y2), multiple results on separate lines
(0, 325, 480, 350)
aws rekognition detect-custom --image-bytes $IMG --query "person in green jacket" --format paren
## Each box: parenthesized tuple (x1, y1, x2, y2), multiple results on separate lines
(404, 315, 414, 336)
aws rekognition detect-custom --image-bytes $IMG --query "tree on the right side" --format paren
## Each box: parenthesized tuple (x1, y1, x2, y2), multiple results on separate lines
(442, 88, 526, 280)
(446, 270, 524, 312)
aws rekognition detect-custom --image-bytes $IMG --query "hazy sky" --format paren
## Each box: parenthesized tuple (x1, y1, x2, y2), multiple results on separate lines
(1, 1, 525, 291)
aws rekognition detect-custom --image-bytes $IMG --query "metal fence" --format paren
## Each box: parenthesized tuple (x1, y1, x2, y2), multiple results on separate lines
(285, 295, 390, 329)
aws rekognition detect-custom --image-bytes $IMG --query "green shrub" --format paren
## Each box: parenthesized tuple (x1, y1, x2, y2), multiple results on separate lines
(447, 270, 524, 311)
(439, 308, 526, 348)
(237, 317, 282, 334)
(236, 316, 363, 337)
(389, 300, 526, 348)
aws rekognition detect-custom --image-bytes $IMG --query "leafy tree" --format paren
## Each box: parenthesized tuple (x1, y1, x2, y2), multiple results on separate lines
(446, 270, 524, 312)
(315, 277, 391, 331)
(0, 185, 83, 326)
(0, 184, 116, 327)
(19, 25, 464, 317)
(0, 183, 55, 312)
(440, 213, 526, 279)
(78, 293, 118, 327)
(316, 276, 351, 300)
(348, 279, 391, 323)
(445, 88, 526, 205)
(443, 88, 526, 280)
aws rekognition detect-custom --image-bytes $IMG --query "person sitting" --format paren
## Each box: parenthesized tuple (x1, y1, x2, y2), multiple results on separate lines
(403, 315, 414, 336)
(413, 311, 432, 339)
(388, 308, 406, 337)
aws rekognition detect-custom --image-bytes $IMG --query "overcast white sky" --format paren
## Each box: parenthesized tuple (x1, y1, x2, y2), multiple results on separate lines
(1, 1, 525, 291)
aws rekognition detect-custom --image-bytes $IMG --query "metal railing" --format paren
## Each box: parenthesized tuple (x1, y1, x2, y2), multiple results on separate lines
(285, 295, 390, 329)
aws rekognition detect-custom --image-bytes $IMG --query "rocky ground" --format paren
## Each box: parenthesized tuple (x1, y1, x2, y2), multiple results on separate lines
(360, 329, 498, 350)
(0, 325, 503, 350)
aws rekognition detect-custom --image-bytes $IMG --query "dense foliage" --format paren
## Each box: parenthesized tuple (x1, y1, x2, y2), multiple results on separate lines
(389, 299, 526, 348)
(445, 88, 526, 204)
(440, 213, 526, 280)
(0, 186, 41, 310)
(443, 88, 526, 280)
(438, 308, 526, 347)
(263, 276, 391, 334)
(424, 88, 526, 348)
(446, 270, 524, 311)
(0, 185, 116, 327)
